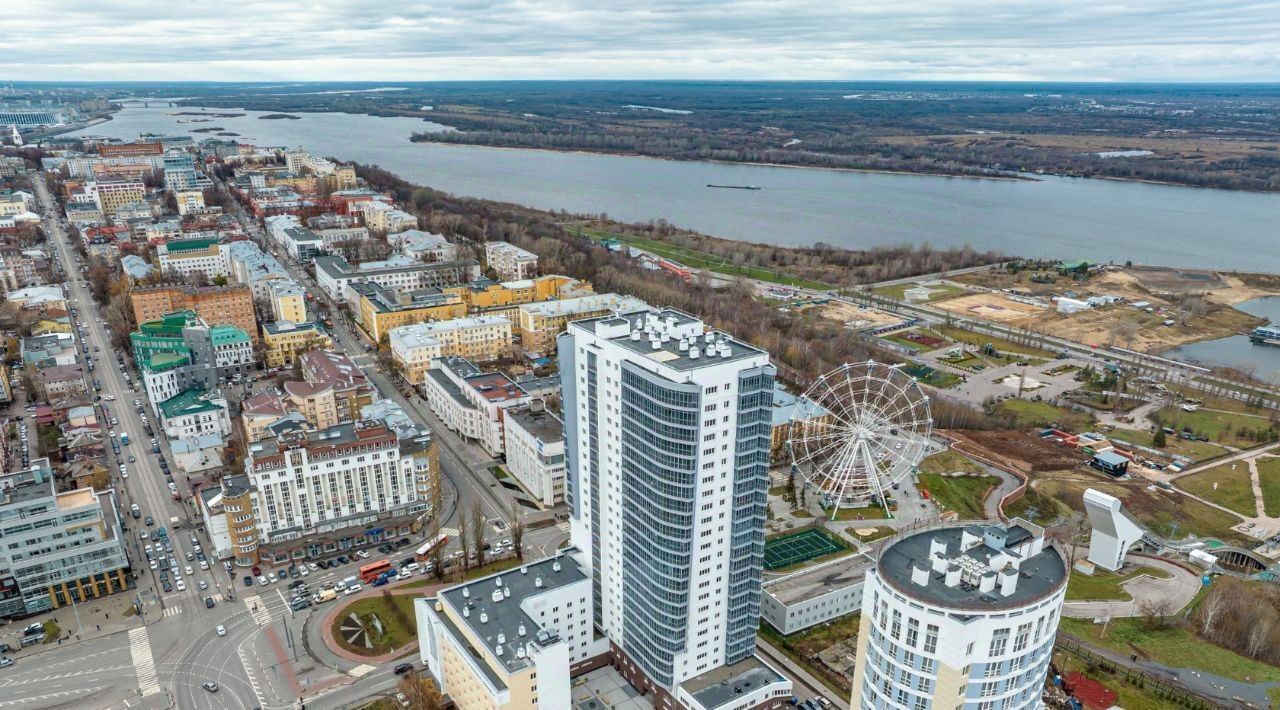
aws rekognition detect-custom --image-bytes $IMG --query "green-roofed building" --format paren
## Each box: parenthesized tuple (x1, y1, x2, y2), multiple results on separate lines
(157, 388, 231, 440)
(163, 236, 220, 253)
(133, 310, 256, 412)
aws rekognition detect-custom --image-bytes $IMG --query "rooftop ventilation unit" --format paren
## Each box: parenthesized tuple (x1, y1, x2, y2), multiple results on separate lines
(479, 611, 488, 624)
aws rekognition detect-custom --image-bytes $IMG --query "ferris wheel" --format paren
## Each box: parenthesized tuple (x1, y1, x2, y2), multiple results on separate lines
(787, 361, 933, 515)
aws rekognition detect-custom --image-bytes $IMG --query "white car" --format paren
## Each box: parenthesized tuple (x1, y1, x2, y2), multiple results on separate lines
(176, 580, 186, 592)
(268, 573, 277, 583)
(198, 579, 208, 590)
(307, 562, 319, 571)
(215, 625, 226, 637)
(184, 565, 193, 575)
(199, 560, 209, 570)
(298, 566, 309, 577)
(257, 576, 268, 586)
(343, 584, 362, 595)
(149, 559, 158, 569)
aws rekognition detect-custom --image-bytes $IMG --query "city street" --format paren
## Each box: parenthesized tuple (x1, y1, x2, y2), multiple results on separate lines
(14, 172, 570, 709)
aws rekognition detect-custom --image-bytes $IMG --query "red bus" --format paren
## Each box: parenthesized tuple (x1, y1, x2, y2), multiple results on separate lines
(358, 559, 392, 584)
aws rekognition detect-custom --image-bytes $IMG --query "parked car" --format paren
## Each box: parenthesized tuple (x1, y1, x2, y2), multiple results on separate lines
(243, 576, 253, 587)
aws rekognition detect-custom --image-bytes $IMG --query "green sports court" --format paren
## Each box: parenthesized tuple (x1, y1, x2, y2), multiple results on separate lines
(763, 527, 846, 570)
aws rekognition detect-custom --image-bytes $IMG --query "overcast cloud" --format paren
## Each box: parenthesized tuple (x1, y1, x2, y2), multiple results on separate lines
(5, 0, 1280, 81)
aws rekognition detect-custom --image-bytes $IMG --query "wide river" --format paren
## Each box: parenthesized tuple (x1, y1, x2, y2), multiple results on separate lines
(69, 106, 1280, 270)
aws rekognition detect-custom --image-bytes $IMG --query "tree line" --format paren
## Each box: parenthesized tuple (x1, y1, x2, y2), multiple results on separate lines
(354, 163, 1006, 430)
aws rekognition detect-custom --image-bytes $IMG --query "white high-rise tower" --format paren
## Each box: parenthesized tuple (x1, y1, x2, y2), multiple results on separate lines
(559, 308, 792, 707)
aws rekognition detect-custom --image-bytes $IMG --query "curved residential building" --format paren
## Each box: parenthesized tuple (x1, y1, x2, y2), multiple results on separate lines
(850, 520, 1067, 710)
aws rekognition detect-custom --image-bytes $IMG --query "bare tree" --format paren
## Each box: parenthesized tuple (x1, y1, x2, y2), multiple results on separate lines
(509, 500, 526, 560)
(469, 502, 487, 568)
(396, 674, 445, 709)
(1137, 597, 1175, 630)
(457, 510, 471, 571)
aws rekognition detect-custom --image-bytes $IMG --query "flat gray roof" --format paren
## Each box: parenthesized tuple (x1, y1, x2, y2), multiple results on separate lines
(877, 524, 1067, 611)
(506, 407, 563, 443)
(580, 308, 764, 372)
(438, 552, 587, 675)
(764, 553, 875, 606)
(682, 656, 787, 710)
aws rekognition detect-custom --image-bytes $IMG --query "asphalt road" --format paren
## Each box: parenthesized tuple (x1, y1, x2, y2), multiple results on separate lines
(12, 174, 569, 709)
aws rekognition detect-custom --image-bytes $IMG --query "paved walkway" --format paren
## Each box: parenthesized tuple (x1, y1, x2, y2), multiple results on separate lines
(756, 637, 847, 707)
(1062, 554, 1201, 619)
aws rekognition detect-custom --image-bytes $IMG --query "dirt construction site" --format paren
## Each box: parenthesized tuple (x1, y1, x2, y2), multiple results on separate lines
(945, 429, 1084, 473)
(809, 300, 906, 329)
(932, 292, 1046, 324)
(943, 267, 1272, 352)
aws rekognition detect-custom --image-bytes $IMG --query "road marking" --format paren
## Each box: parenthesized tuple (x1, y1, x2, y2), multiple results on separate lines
(163, 606, 184, 618)
(243, 594, 272, 625)
(128, 626, 160, 696)
(0, 687, 106, 707)
(348, 663, 375, 677)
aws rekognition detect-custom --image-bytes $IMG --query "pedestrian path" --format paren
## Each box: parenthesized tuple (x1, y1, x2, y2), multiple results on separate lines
(128, 626, 160, 696)
(243, 594, 272, 625)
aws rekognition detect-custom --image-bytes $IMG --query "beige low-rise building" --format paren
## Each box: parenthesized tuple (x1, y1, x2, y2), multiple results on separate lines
(516, 293, 648, 356)
(390, 316, 513, 384)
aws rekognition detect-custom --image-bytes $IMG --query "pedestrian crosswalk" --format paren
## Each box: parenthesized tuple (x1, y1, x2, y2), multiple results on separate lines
(128, 626, 159, 697)
(242, 594, 272, 625)
(162, 606, 183, 618)
(555, 521, 571, 533)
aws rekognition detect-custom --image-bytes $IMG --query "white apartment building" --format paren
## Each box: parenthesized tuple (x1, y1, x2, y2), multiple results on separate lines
(849, 520, 1068, 710)
(485, 241, 539, 281)
(284, 148, 336, 175)
(175, 190, 206, 216)
(244, 422, 436, 562)
(390, 316, 513, 382)
(313, 255, 481, 302)
(559, 308, 792, 706)
(417, 550, 609, 710)
(157, 239, 229, 280)
(389, 229, 457, 262)
(761, 553, 874, 635)
(157, 390, 231, 440)
(360, 200, 419, 234)
(502, 402, 565, 508)
(421, 356, 530, 457)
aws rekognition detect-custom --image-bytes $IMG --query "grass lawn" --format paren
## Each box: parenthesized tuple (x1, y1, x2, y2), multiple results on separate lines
(874, 282, 966, 303)
(827, 505, 890, 521)
(1003, 483, 1071, 526)
(759, 613, 861, 695)
(1155, 405, 1277, 447)
(918, 472, 999, 520)
(1106, 428, 1228, 463)
(937, 325, 1058, 359)
(42, 620, 61, 644)
(575, 226, 832, 290)
(1177, 461, 1257, 517)
(1051, 651, 1185, 710)
(919, 450, 985, 476)
(1258, 456, 1280, 518)
(332, 594, 419, 656)
(1065, 566, 1173, 602)
(1015, 477, 1245, 544)
(938, 351, 986, 371)
(996, 398, 1093, 431)
(1058, 617, 1280, 684)
(398, 556, 528, 589)
(489, 465, 509, 480)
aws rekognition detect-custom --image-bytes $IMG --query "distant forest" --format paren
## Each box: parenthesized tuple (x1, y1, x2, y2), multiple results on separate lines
(125, 80, 1280, 191)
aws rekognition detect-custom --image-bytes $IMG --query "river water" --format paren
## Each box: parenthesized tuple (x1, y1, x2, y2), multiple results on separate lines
(67, 106, 1280, 270)
(1165, 296, 1280, 383)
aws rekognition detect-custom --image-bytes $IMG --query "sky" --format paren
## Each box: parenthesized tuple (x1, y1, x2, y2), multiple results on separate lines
(6, 0, 1280, 82)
